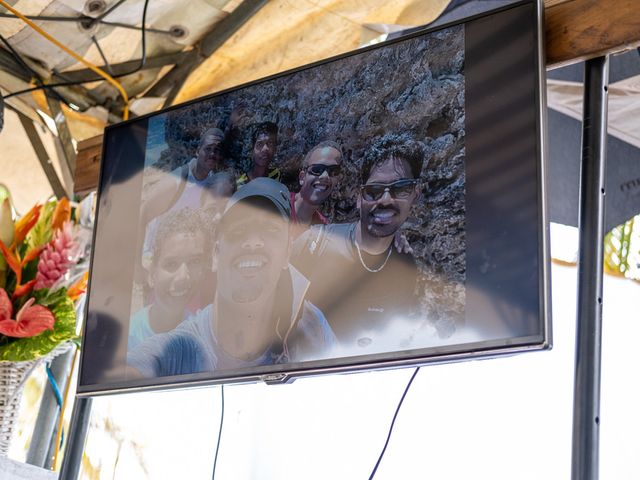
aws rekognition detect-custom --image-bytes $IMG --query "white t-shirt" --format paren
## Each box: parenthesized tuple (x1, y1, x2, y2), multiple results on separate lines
(127, 266, 336, 378)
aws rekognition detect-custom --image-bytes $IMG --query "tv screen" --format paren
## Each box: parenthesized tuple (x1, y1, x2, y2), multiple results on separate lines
(78, 0, 549, 394)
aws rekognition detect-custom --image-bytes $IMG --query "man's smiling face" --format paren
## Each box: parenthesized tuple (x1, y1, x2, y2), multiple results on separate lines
(359, 156, 419, 239)
(299, 146, 342, 206)
(149, 231, 206, 312)
(216, 200, 289, 303)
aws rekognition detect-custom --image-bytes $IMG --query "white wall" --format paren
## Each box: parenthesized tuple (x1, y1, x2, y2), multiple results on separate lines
(77, 263, 640, 479)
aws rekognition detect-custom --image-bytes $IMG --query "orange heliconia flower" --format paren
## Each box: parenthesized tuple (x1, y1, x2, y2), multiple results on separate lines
(12, 280, 37, 300)
(12, 204, 41, 247)
(51, 198, 71, 232)
(23, 245, 44, 264)
(0, 239, 22, 284)
(0, 241, 45, 290)
(67, 272, 88, 302)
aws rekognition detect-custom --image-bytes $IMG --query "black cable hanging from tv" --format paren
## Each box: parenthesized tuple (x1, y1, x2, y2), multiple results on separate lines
(368, 367, 421, 480)
(212, 384, 225, 480)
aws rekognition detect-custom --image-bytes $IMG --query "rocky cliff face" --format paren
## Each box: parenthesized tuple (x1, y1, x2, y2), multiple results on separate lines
(153, 25, 466, 336)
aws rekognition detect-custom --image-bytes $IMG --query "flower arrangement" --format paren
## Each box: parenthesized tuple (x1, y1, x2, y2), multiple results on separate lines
(0, 197, 86, 362)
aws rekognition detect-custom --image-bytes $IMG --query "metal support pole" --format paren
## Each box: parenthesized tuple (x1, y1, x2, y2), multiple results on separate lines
(571, 55, 609, 480)
(58, 396, 93, 480)
(26, 349, 75, 468)
(16, 111, 69, 199)
(46, 97, 77, 178)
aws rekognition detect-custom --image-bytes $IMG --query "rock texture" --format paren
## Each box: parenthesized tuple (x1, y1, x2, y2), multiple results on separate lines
(150, 26, 465, 335)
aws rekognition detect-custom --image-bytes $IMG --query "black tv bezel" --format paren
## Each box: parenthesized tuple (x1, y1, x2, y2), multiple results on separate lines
(77, 0, 550, 396)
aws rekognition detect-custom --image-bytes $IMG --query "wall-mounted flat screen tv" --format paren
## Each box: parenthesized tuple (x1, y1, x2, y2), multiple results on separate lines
(78, 0, 550, 395)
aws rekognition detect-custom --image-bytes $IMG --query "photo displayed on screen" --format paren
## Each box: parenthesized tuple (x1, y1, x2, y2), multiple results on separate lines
(80, 0, 546, 390)
(125, 25, 468, 380)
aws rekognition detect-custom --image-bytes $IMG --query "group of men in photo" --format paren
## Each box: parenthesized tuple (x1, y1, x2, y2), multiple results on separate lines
(127, 120, 429, 379)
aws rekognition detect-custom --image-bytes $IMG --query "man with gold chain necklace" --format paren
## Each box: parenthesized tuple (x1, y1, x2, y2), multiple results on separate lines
(292, 133, 425, 355)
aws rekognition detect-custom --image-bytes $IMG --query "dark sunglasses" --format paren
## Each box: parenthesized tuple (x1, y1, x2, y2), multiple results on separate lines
(306, 164, 341, 177)
(360, 179, 418, 201)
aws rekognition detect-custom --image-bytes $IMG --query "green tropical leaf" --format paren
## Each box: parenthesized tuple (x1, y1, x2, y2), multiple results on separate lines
(26, 200, 56, 250)
(604, 217, 636, 277)
(0, 256, 6, 289)
(34, 287, 69, 307)
(0, 293, 78, 362)
(18, 256, 40, 286)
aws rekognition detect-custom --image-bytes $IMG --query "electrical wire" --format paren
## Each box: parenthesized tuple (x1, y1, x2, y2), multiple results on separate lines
(44, 363, 66, 453)
(212, 384, 225, 480)
(44, 363, 64, 408)
(100, 19, 169, 34)
(51, 347, 80, 469)
(368, 367, 421, 480)
(1, 0, 151, 116)
(99, 18, 170, 35)
(0, 32, 70, 106)
(0, 12, 174, 35)
(2, 0, 150, 100)
(91, 35, 113, 74)
(3, 79, 86, 100)
(0, 0, 130, 119)
(0, 13, 80, 22)
(0, 0, 129, 26)
(95, 0, 128, 22)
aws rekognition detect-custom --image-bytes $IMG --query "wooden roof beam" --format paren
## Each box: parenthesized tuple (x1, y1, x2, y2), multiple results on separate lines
(58, 51, 191, 83)
(545, 0, 640, 69)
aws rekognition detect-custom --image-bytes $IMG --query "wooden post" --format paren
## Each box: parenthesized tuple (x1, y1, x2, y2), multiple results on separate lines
(74, 135, 104, 196)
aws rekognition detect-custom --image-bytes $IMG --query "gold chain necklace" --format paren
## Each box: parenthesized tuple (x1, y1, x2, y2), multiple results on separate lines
(354, 238, 392, 273)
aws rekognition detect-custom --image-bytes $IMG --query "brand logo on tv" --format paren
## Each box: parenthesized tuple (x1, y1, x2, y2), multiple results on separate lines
(620, 178, 640, 195)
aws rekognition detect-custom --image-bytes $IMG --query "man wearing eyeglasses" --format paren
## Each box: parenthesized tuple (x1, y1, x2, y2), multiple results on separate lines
(290, 141, 343, 236)
(292, 133, 424, 355)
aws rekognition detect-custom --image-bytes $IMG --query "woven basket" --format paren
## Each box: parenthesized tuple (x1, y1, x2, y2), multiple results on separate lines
(0, 343, 73, 456)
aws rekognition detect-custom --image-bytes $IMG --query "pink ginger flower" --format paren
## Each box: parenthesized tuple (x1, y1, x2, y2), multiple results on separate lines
(34, 222, 75, 290)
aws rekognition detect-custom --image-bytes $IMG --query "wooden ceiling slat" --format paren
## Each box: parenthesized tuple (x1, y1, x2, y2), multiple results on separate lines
(545, 0, 640, 69)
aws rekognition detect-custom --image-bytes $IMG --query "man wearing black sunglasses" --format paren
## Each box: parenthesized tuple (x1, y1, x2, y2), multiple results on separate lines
(290, 141, 343, 234)
(292, 133, 424, 354)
